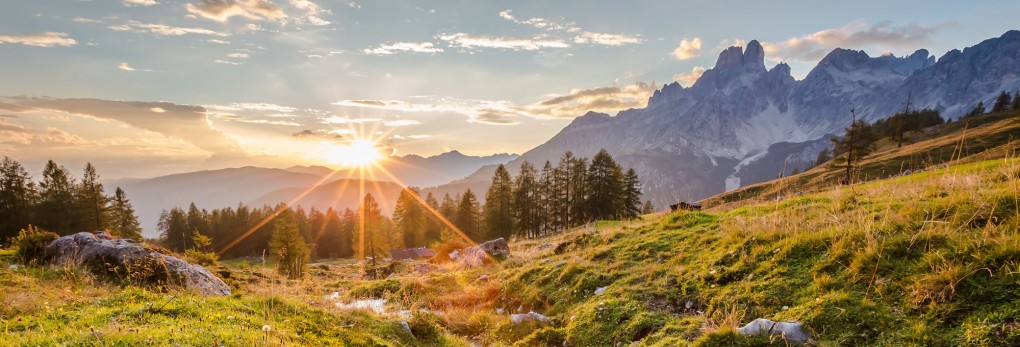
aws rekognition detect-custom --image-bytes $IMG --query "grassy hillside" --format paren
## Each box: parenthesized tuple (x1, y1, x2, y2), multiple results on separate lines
(704, 109, 1020, 209)
(5, 118, 1020, 345)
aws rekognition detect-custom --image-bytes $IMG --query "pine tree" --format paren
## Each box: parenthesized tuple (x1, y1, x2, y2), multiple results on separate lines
(513, 161, 540, 238)
(158, 207, 189, 251)
(359, 193, 385, 266)
(537, 161, 555, 235)
(269, 209, 309, 279)
(622, 168, 642, 219)
(641, 200, 655, 215)
(423, 193, 442, 243)
(483, 164, 514, 240)
(814, 148, 832, 168)
(831, 115, 877, 184)
(455, 189, 481, 239)
(36, 160, 77, 234)
(76, 163, 109, 232)
(0, 157, 37, 240)
(992, 91, 1012, 112)
(338, 208, 356, 258)
(585, 149, 624, 220)
(567, 155, 589, 226)
(393, 188, 426, 247)
(965, 101, 986, 118)
(109, 187, 142, 240)
(1012, 91, 1020, 111)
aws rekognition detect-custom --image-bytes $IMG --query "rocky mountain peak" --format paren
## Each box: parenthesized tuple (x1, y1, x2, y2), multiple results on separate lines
(714, 40, 766, 71)
(744, 40, 766, 68)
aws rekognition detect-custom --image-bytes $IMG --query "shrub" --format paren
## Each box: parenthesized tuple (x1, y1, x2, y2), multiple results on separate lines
(14, 225, 58, 265)
(185, 248, 219, 267)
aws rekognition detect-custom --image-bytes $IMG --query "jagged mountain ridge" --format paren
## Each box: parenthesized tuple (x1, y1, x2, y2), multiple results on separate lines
(458, 31, 1020, 208)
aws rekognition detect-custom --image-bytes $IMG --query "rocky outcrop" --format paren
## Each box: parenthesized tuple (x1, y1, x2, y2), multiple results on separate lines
(46, 232, 230, 296)
(738, 318, 811, 344)
(449, 238, 511, 268)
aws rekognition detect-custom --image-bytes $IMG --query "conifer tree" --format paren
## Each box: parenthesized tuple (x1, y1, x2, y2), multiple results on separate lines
(537, 161, 555, 235)
(338, 208, 356, 258)
(109, 187, 142, 240)
(1012, 91, 1020, 110)
(158, 207, 189, 251)
(359, 193, 385, 266)
(423, 193, 442, 243)
(965, 101, 986, 118)
(483, 164, 514, 240)
(585, 149, 624, 220)
(513, 161, 541, 238)
(641, 200, 655, 215)
(269, 209, 309, 279)
(566, 154, 588, 226)
(0, 157, 36, 240)
(831, 117, 877, 184)
(455, 189, 481, 239)
(992, 91, 1012, 112)
(76, 163, 109, 232)
(393, 188, 426, 247)
(36, 160, 77, 234)
(622, 168, 642, 219)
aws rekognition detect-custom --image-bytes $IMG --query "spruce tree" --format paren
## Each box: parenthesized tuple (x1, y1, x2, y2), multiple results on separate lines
(622, 168, 642, 219)
(269, 209, 309, 279)
(455, 189, 481, 239)
(537, 161, 556, 236)
(513, 161, 540, 238)
(109, 187, 142, 240)
(992, 91, 1012, 113)
(36, 160, 77, 234)
(831, 118, 877, 184)
(641, 200, 655, 215)
(483, 164, 514, 240)
(0, 157, 37, 240)
(423, 193, 442, 243)
(1012, 91, 1020, 111)
(585, 149, 624, 220)
(393, 188, 426, 247)
(76, 163, 109, 232)
(359, 193, 385, 266)
(158, 207, 189, 251)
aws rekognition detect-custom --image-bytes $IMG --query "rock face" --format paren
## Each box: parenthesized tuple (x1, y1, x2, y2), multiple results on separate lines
(454, 31, 1020, 207)
(451, 238, 511, 268)
(46, 232, 231, 296)
(738, 318, 811, 344)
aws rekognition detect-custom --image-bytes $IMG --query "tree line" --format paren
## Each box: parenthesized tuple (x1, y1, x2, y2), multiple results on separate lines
(0, 157, 141, 243)
(393, 149, 645, 243)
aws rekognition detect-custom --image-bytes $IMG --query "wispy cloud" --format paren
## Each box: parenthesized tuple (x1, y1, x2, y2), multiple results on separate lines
(1, 97, 243, 157)
(123, 0, 158, 6)
(438, 33, 569, 51)
(574, 32, 642, 46)
(108, 20, 228, 36)
(186, 0, 288, 23)
(321, 116, 382, 124)
(383, 119, 420, 127)
(289, 0, 332, 26)
(231, 118, 301, 126)
(673, 66, 705, 87)
(672, 37, 701, 60)
(334, 81, 655, 124)
(363, 42, 442, 55)
(0, 118, 88, 146)
(498, 9, 642, 47)
(0, 32, 76, 47)
(118, 62, 136, 71)
(761, 21, 947, 62)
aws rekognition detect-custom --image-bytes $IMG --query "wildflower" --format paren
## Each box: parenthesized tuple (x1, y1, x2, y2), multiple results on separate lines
(262, 325, 272, 332)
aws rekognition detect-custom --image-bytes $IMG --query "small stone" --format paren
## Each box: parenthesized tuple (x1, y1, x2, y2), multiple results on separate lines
(510, 311, 551, 325)
(594, 286, 607, 295)
(400, 321, 413, 337)
(738, 318, 810, 344)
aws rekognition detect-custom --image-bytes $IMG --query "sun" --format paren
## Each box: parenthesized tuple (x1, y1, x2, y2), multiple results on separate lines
(320, 139, 384, 167)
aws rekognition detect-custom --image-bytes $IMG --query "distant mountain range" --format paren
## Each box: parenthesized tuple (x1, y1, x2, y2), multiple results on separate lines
(107, 151, 517, 237)
(451, 30, 1020, 208)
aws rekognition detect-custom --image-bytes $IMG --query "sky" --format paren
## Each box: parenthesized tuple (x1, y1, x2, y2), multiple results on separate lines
(1, 0, 1018, 179)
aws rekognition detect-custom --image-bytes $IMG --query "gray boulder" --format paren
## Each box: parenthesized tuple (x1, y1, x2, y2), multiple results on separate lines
(46, 232, 231, 296)
(738, 318, 811, 344)
(510, 311, 551, 325)
(453, 238, 511, 268)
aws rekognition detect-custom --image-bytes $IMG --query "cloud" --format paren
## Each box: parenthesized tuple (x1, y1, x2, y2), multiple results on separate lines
(206, 102, 298, 112)
(118, 62, 136, 71)
(1, 97, 243, 157)
(230, 118, 301, 126)
(109, 21, 227, 36)
(334, 81, 655, 123)
(215, 59, 241, 65)
(672, 37, 701, 60)
(498, 10, 574, 32)
(289, 0, 331, 26)
(321, 116, 381, 124)
(762, 21, 946, 62)
(227, 52, 250, 59)
(73, 17, 103, 24)
(574, 32, 643, 46)
(123, 0, 158, 6)
(186, 0, 288, 23)
(206, 38, 231, 44)
(673, 66, 705, 87)
(363, 42, 443, 55)
(0, 118, 88, 146)
(438, 33, 569, 51)
(0, 32, 77, 47)
(383, 119, 421, 127)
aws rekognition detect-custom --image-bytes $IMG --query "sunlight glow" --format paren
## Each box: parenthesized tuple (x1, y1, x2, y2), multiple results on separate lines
(320, 139, 384, 167)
